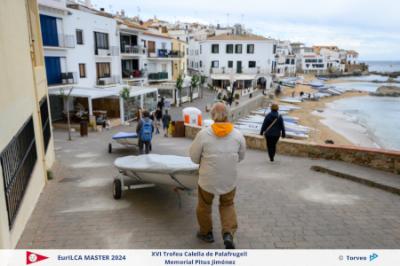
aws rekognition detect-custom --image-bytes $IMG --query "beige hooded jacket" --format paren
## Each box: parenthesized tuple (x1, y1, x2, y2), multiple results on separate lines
(189, 123, 246, 195)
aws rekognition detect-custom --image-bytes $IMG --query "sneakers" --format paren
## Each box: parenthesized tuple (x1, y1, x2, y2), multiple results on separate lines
(197, 232, 214, 243)
(223, 233, 235, 249)
(197, 231, 235, 249)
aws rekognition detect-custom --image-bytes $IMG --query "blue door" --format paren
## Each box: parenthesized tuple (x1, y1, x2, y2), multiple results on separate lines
(45, 57, 61, 85)
(40, 14, 59, 46)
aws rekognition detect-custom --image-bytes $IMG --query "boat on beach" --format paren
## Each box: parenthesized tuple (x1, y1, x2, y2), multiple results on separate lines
(280, 97, 303, 103)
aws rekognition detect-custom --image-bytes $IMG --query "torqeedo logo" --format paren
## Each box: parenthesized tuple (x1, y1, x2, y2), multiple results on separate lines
(26, 251, 49, 265)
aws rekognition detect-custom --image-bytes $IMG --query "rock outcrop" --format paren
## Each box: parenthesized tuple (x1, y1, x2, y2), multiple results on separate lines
(370, 85, 400, 97)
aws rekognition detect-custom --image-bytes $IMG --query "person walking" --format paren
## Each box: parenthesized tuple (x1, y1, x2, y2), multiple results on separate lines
(260, 103, 285, 162)
(162, 110, 171, 137)
(155, 107, 162, 134)
(136, 110, 154, 154)
(190, 102, 246, 249)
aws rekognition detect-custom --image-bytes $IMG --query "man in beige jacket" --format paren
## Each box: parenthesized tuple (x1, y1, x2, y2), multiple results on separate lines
(189, 102, 246, 249)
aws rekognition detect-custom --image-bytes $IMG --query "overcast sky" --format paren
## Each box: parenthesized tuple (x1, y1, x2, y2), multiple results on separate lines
(91, 0, 400, 60)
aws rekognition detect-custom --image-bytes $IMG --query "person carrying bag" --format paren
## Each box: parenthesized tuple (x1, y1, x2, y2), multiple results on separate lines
(260, 103, 286, 162)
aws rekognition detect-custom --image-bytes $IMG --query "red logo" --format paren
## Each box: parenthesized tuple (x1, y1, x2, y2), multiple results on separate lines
(26, 251, 49, 265)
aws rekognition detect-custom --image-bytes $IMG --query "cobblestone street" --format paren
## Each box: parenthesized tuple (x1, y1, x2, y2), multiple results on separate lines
(17, 127, 400, 249)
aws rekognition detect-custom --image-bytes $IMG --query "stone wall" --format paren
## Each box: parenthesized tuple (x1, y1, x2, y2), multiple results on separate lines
(229, 95, 270, 121)
(185, 125, 400, 174)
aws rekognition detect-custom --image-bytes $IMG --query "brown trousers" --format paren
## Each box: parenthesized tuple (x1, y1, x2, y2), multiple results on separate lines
(196, 186, 238, 236)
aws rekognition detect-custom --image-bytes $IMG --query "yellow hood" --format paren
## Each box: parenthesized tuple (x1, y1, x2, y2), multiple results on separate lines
(211, 123, 234, 137)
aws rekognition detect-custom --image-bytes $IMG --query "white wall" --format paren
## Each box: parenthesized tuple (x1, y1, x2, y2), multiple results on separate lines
(142, 35, 173, 80)
(192, 39, 275, 75)
(63, 7, 121, 88)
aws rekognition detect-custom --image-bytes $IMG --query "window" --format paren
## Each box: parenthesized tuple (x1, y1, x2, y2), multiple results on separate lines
(76, 29, 83, 44)
(39, 97, 51, 151)
(273, 44, 277, 54)
(94, 32, 109, 52)
(1, 116, 37, 228)
(211, 44, 219, 53)
(228, 61, 233, 68)
(248, 61, 256, 68)
(226, 44, 233, 54)
(200, 45, 202, 54)
(247, 44, 254, 54)
(235, 44, 242, 54)
(79, 63, 86, 78)
(211, 60, 219, 68)
(96, 62, 111, 78)
(200, 61, 202, 67)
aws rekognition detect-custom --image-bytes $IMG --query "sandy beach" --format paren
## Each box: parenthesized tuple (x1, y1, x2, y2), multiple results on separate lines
(276, 75, 369, 146)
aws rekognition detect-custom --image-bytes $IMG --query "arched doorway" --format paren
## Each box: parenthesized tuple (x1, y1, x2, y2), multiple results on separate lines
(257, 77, 267, 90)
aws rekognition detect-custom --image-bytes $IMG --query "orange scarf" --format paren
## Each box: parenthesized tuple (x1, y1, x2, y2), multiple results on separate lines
(211, 123, 234, 137)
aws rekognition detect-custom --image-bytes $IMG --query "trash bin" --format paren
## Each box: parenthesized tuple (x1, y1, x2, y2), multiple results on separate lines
(80, 120, 88, 137)
(173, 121, 185, 137)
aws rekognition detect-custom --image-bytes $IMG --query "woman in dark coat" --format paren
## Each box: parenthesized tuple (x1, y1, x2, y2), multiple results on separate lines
(260, 103, 286, 162)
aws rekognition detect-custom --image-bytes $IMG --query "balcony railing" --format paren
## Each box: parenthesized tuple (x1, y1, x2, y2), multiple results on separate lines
(122, 69, 145, 79)
(43, 34, 75, 48)
(96, 75, 121, 86)
(148, 72, 168, 80)
(95, 46, 120, 56)
(211, 67, 270, 75)
(48, 72, 78, 87)
(120, 45, 146, 55)
(148, 49, 185, 58)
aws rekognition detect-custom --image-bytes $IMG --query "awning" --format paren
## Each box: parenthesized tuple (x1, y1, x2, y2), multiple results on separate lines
(48, 86, 158, 99)
(210, 74, 256, 81)
(48, 87, 120, 99)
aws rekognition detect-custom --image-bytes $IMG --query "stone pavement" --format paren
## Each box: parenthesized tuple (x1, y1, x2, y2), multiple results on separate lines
(17, 127, 400, 249)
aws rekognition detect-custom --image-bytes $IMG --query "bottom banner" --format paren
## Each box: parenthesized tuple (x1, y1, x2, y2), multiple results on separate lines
(1, 249, 398, 266)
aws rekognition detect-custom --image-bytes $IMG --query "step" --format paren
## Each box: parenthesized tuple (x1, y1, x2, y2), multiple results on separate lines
(311, 164, 400, 196)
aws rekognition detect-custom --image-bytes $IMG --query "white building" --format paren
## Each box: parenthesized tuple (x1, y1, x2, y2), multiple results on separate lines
(188, 33, 275, 91)
(299, 47, 327, 74)
(117, 19, 148, 85)
(142, 31, 176, 83)
(318, 47, 344, 72)
(346, 50, 359, 65)
(38, 0, 159, 125)
(275, 40, 296, 77)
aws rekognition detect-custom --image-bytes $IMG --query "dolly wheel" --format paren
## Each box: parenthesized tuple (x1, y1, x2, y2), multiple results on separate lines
(113, 179, 122, 199)
(108, 143, 112, 153)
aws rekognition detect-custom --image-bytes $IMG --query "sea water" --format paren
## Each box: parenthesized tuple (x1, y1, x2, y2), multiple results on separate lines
(323, 96, 400, 150)
(363, 60, 400, 73)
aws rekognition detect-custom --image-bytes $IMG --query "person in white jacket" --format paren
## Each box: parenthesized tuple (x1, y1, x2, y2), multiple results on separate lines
(189, 102, 246, 249)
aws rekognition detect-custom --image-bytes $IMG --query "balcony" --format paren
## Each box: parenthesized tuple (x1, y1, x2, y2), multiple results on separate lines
(47, 72, 78, 87)
(96, 75, 121, 87)
(95, 46, 120, 57)
(43, 34, 75, 49)
(148, 72, 169, 81)
(148, 49, 184, 59)
(120, 45, 146, 56)
(122, 69, 145, 80)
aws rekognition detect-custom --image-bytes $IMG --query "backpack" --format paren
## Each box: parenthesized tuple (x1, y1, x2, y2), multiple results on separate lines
(140, 118, 153, 142)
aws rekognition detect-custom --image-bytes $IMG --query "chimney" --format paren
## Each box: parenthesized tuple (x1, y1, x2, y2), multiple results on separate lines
(100, 7, 105, 12)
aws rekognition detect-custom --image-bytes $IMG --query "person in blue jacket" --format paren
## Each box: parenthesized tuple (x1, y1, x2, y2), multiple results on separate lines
(260, 103, 286, 162)
(136, 110, 154, 154)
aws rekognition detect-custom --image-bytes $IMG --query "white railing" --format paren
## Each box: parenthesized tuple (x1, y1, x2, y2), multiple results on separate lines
(96, 75, 121, 86)
(96, 46, 120, 56)
(211, 67, 270, 75)
(43, 34, 75, 48)
(120, 45, 146, 55)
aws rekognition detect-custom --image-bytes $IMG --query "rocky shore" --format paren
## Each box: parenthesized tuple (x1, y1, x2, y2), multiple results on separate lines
(370, 85, 400, 97)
